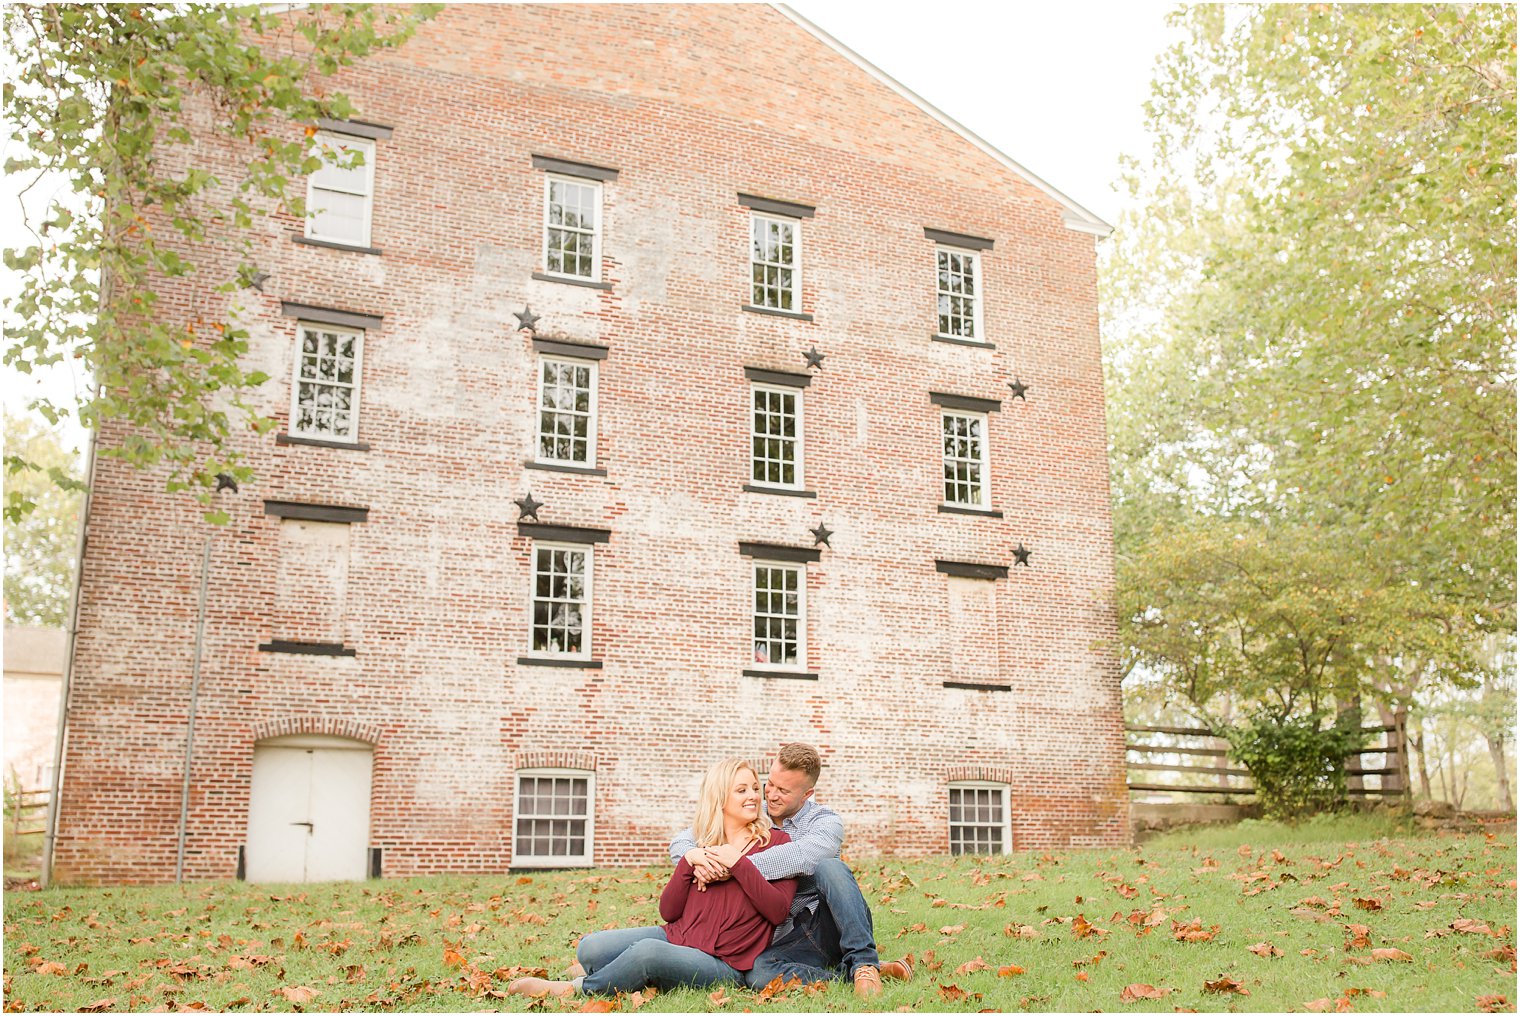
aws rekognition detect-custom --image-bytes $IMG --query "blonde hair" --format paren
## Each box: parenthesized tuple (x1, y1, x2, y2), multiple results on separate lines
(692, 757, 772, 848)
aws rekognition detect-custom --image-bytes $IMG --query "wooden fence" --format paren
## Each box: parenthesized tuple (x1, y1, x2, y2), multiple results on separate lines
(1126, 722, 1407, 800)
(7, 788, 50, 839)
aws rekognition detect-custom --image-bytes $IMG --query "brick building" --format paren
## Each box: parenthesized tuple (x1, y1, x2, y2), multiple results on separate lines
(49, 3, 1126, 885)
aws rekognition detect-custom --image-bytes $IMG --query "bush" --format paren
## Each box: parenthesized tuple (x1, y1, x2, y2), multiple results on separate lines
(1223, 713, 1370, 819)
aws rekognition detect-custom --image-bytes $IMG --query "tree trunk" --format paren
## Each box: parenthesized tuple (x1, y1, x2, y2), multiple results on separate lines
(1486, 733, 1514, 812)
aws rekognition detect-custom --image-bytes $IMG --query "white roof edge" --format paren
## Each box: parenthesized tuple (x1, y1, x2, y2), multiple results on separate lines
(773, 4, 1114, 239)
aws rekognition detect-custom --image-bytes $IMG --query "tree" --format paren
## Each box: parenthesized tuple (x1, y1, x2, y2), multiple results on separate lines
(3, 412, 83, 626)
(3, 4, 435, 520)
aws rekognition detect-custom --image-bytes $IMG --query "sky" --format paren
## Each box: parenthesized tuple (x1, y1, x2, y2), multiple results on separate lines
(1, 2, 1183, 454)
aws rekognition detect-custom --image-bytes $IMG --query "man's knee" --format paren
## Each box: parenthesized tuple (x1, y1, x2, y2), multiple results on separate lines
(812, 857, 860, 894)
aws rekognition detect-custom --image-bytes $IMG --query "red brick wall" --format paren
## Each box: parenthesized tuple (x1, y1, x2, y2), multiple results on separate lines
(51, 4, 1127, 884)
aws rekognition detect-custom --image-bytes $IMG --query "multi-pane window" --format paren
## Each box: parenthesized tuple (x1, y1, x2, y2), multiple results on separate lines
(752, 563, 802, 667)
(544, 175, 601, 279)
(936, 248, 982, 339)
(942, 411, 990, 508)
(751, 386, 801, 487)
(537, 357, 597, 466)
(306, 133, 375, 247)
(514, 770, 593, 867)
(531, 545, 590, 657)
(291, 323, 363, 442)
(751, 214, 799, 310)
(949, 782, 1011, 855)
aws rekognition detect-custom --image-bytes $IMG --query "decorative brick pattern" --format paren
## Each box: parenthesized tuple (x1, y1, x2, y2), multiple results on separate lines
(50, 4, 1127, 885)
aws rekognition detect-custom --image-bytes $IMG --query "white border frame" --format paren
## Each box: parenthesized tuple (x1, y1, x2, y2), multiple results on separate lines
(751, 559, 806, 671)
(749, 383, 805, 490)
(947, 780, 1012, 855)
(527, 541, 594, 661)
(289, 321, 365, 443)
(749, 211, 802, 311)
(535, 355, 599, 467)
(305, 132, 375, 248)
(542, 173, 603, 282)
(512, 767, 596, 868)
(935, 246, 985, 341)
(940, 409, 991, 509)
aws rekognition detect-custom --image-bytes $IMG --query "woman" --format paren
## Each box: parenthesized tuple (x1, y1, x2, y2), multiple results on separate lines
(507, 757, 797, 997)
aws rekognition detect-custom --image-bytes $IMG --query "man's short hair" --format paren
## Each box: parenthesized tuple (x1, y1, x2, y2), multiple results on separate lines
(776, 742, 822, 785)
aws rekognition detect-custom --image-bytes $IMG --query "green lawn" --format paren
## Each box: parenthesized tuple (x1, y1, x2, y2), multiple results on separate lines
(4, 820, 1514, 1013)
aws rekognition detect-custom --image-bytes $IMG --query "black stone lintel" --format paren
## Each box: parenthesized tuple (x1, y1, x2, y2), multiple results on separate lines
(745, 367, 812, 388)
(316, 117, 394, 140)
(943, 680, 1013, 692)
(742, 485, 817, 499)
(524, 461, 608, 477)
(739, 541, 821, 564)
(277, 433, 371, 451)
(532, 155, 619, 181)
(931, 334, 995, 350)
(518, 522, 611, 544)
(517, 656, 605, 669)
(742, 304, 813, 322)
(743, 669, 819, 681)
(532, 271, 613, 290)
(534, 338, 610, 360)
(264, 500, 369, 524)
(292, 235, 383, 256)
(938, 505, 1004, 519)
(280, 302, 383, 331)
(924, 227, 995, 251)
(930, 391, 1002, 413)
(738, 193, 816, 219)
(259, 640, 356, 657)
(936, 560, 1010, 580)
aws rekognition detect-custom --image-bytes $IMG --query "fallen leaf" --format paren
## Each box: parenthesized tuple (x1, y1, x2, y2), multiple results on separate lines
(1304, 998, 1352, 1012)
(997, 965, 1025, 977)
(938, 984, 968, 1001)
(578, 1000, 614, 1013)
(442, 942, 466, 969)
(938, 924, 966, 936)
(1247, 941, 1284, 957)
(1071, 915, 1108, 939)
(1453, 919, 1498, 937)
(1075, 971, 1090, 982)
(1003, 923, 1039, 939)
(1370, 948, 1413, 962)
(1172, 919, 1220, 943)
(955, 957, 990, 974)
(1344, 923, 1373, 948)
(1202, 976, 1249, 995)
(897, 922, 927, 937)
(80, 1001, 117, 1013)
(707, 987, 731, 1006)
(1121, 983, 1167, 1002)
(624, 988, 654, 1010)
(276, 986, 320, 1004)
(757, 976, 803, 1000)
(516, 876, 534, 885)
(1476, 995, 1511, 1013)
(1352, 897, 1383, 912)
(34, 962, 67, 976)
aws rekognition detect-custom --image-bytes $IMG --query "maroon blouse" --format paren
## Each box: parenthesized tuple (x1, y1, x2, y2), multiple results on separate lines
(658, 829, 798, 971)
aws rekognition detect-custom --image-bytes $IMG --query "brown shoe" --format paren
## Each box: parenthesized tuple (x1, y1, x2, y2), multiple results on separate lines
(853, 965, 883, 998)
(506, 976, 575, 998)
(879, 956, 914, 982)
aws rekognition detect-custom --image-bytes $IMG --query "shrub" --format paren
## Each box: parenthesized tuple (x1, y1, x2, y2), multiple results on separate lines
(1223, 713, 1370, 819)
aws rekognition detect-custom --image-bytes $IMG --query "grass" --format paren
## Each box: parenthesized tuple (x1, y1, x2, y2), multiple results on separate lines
(3, 820, 1514, 1013)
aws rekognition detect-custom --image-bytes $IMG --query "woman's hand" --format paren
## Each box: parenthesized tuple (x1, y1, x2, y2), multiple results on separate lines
(684, 847, 730, 891)
(707, 841, 748, 868)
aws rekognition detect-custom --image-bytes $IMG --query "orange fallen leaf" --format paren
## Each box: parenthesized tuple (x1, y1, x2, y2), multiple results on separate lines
(277, 986, 320, 1004)
(938, 984, 968, 1001)
(1003, 923, 1038, 939)
(1075, 971, 1090, 982)
(938, 924, 966, 936)
(897, 922, 927, 937)
(1202, 976, 1249, 995)
(1371, 948, 1413, 962)
(1120, 983, 1167, 1002)
(1304, 998, 1352, 1012)
(1476, 995, 1511, 1013)
(1352, 897, 1383, 911)
(80, 1001, 117, 1013)
(34, 962, 67, 976)
(624, 988, 654, 1010)
(1172, 919, 1220, 943)
(1343, 923, 1373, 948)
(996, 965, 1025, 977)
(442, 941, 466, 968)
(578, 1000, 614, 1013)
(516, 876, 534, 885)
(1071, 915, 1108, 939)
(955, 957, 990, 974)
(707, 987, 731, 1006)
(1453, 919, 1498, 936)
(1247, 941, 1284, 957)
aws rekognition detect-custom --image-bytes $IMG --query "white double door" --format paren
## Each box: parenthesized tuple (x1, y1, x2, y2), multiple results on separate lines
(246, 735, 372, 883)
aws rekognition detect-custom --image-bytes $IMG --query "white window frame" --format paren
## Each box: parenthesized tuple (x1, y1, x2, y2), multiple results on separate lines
(935, 246, 983, 340)
(941, 410, 991, 509)
(305, 132, 375, 247)
(513, 768, 595, 868)
(751, 560, 805, 671)
(536, 356, 599, 467)
(543, 173, 603, 281)
(750, 212, 801, 311)
(289, 321, 365, 443)
(749, 384, 804, 489)
(948, 780, 1011, 856)
(528, 542, 593, 660)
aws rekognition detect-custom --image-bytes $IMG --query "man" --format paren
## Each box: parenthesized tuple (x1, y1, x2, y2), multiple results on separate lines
(672, 743, 912, 997)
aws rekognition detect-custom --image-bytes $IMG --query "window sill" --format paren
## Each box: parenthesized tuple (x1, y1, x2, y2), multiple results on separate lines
(293, 235, 382, 256)
(931, 334, 995, 349)
(278, 433, 371, 451)
(517, 656, 604, 669)
(526, 460, 608, 477)
(743, 669, 818, 681)
(532, 271, 612, 291)
(259, 640, 356, 657)
(939, 504, 1004, 518)
(943, 681, 1013, 692)
(742, 484, 816, 498)
(742, 304, 814, 322)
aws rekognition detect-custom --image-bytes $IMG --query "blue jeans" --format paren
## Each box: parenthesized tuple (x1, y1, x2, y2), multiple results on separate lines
(744, 858, 880, 987)
(575, 926, 741, 995)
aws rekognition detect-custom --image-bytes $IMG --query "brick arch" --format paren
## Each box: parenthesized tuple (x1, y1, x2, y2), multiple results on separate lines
(514, 750, 599, 772)
(248, 716, 382, 746)
(945, 764, 1017, 786)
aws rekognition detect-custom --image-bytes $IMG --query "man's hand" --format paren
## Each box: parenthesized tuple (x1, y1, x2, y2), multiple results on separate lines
(683, 848, 730, 890)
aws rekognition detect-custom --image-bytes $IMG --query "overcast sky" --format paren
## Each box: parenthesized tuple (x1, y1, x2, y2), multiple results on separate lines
(2, 3, 1182, 452)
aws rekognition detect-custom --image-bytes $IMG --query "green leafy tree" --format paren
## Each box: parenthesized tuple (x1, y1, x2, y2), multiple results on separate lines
(3, 413, 83, 626)
(1105, 5, 1515, 804)
(3, 3, 435, 520)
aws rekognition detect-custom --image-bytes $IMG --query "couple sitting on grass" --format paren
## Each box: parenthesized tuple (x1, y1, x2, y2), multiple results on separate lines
(508, 743, 912, 1000)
